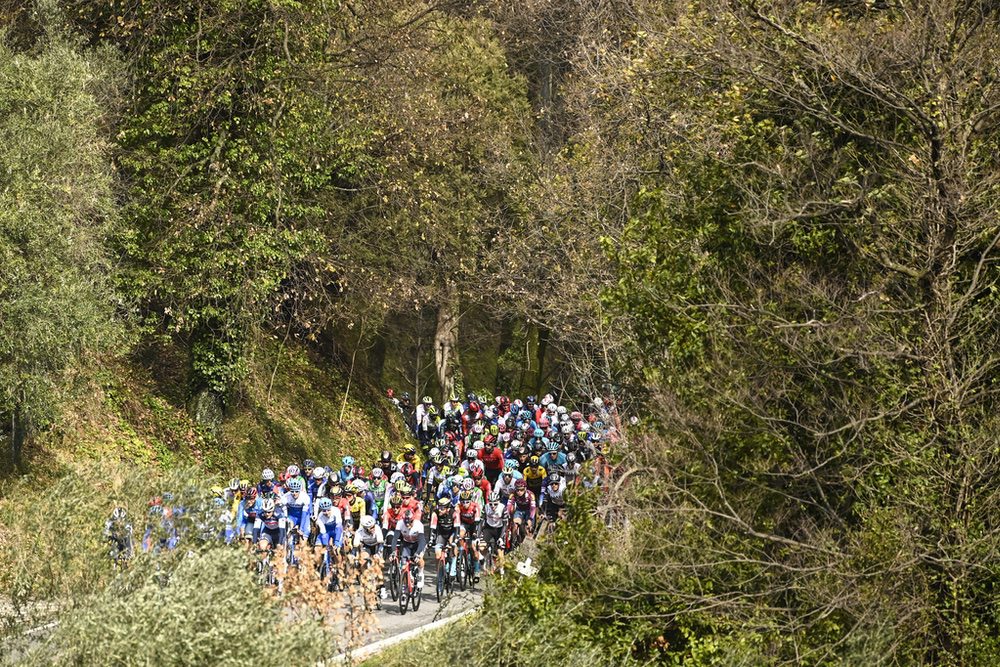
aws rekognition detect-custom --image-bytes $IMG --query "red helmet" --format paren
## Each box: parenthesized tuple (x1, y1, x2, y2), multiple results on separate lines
(514, 479, 527, 490)
(245, 488, 258, 502)
(472, 466, 483, 480)
(469, 402, 480, 413)
(401, 462, 414, 476)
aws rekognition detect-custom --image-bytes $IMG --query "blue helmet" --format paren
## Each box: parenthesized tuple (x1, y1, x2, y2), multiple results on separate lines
(546, 439, 559, 451)
(287, 478, 303, 492)
(533, 428, 544, 439)
(342, 456, 355, 468)
(318, 497, 333, 511)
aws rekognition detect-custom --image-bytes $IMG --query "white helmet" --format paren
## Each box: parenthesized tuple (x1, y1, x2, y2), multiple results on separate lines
(312, 466, 326, 480)
(389, 471, 405, 484)
(461, 478, 474, 491)
(354, 480, 369, 492)
(429, 447, 440, 458)
(361, 515, 376, 529)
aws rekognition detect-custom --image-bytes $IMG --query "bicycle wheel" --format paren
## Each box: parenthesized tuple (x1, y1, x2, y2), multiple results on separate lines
(436, 558, 445, 602)
(446, 553, 455, 595)
(388, 558, 400, 601)
(457, 548, 467, 592)
(412, 566, 423, 611)
(398, 563, 409, 615)
(464, 550, 474, 590)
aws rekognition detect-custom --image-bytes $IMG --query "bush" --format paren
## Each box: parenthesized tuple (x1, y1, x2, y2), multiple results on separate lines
(10, 548, 334, 666)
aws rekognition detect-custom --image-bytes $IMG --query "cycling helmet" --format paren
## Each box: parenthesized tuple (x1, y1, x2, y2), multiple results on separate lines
(403, 510, 414, 525)
(228, 477, 240, 491)
(287, 478, 303, 492)
(401, 462, 414, 476)
(515, 479, 527, 490)
(538, 416, 551, 428)
(245, 487, 258, 501)
(112, 507, 127, 521)
(429, 447, 440, 458)
(488, 491, 500, 503)
(354, 466, 366, 479)
(548, 472, 561, 484)
(471, 466, 484, 479)
(459, 490, 473, 502)
(330, 485, 343, 497)
(361, 515, 376, 529)
(422, 396, 432, 405)
(210, 485, 226, 498)
(286, 465, 300, 478)
(354, 480, 369, 492)
(461, 478, 474, 491)
(570, 411, 583, 421)
(533, 428, 544, 438)
(437, 496, 452, 509)
(390, 494, 403, 507)
(567, 453, 577, 464)
(404, 444, 417, 457)
(504, 459, 518, 471)
(389, 471, 405, 484)
(547, 440, 560, 451)
(432, 453, 445, 464)
(440, 466, 453, 477)
(380, 450, 392, 464)
(262, 468, 275, 481)
(303, 458, 315, 470)
(262, 499, 276, 513)
(239, 479, 251, 491)
(529, 455, 540, 466)
(394, 479, 407, 492)
(318, 497, 333, 511)
(342, 456, 355, 468)
(372, 467, 384, 479)
(313, 466, 326, 480)
(466, 449, 478, 460)
(400, 483, 414, 496)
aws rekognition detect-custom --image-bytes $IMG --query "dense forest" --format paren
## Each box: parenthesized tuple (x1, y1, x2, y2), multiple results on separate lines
(5, 0, 1000, 664)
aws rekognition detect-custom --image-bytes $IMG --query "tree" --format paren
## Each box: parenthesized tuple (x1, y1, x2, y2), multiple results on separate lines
(0, 32, 121, 468)
(599, 0, 1000, 662)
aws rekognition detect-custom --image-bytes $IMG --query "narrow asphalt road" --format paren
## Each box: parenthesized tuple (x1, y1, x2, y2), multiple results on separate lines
(365, 555, 482, 643)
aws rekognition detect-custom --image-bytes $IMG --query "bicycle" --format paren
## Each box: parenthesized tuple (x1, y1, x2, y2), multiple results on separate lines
(459, 532, 477, 591)
(385, 546, 401, 602)
(504, 519, 527, 552)
(436, 536, 457, 602)
(397, 555, 423, 615)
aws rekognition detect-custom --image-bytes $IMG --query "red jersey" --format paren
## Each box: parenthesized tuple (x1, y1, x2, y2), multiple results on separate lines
(458, 501, 481, 526)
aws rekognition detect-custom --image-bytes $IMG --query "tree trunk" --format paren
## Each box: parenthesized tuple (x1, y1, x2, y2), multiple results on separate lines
(535, 325, 550, 396)
(434, 283, 460, 400)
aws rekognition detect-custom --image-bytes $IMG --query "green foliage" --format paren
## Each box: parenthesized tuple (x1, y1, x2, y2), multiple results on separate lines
(0, 32, 123, 456)
(10, 547, 333, 666)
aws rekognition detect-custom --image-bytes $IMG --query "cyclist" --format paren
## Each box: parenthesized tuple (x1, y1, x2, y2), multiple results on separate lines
(237, 487, 261, 541)
(457, 489, 483, 581)
(283, 478, 311, 557)
(539, 441, 567, 472)
(315, 496, 344, 579)
(540, 471, 568, 526)
(522, 455, 547, 500)
(479, 440, 505, 487)
(352, 514, 386, 599)
(482, 491, 507, 563)
(470, 464, 492, 500)
(506, 479, 536, 545)
(252, 499, 285, 552)
(370, 467, 389, 515)
(339, 456, 356, 485)
(104, 507, 133, 564)
(493, 467, 519, 504)
(430, 496, 459, 578)
(257, 468, 278, 497)
(398, 443, 423, 469)
(392, 509, 427, 590)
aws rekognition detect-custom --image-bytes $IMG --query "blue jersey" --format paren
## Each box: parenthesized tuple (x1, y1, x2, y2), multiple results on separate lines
(282, 491, 311, 534)
(315, 509, 343, 548)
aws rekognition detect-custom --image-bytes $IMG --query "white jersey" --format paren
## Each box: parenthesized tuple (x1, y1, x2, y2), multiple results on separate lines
(394, 519, 425, 543)
(484, 502, 506, 529)
(353, 525, 384, 548)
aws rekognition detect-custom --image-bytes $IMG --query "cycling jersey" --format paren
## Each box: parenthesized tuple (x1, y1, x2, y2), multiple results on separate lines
(542, 478, 568, 507)
(282, 490, 311, 534)
(483, 502, 506, 529)
(252, 512, 286, 546)
(458, 501, 481, 526)
(315, 509, 343, 548)
(352, 525, 384, 549)
(522, 465, 547, 483)
(431, 507, 458, 533)
(394, 519, 425, 544)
